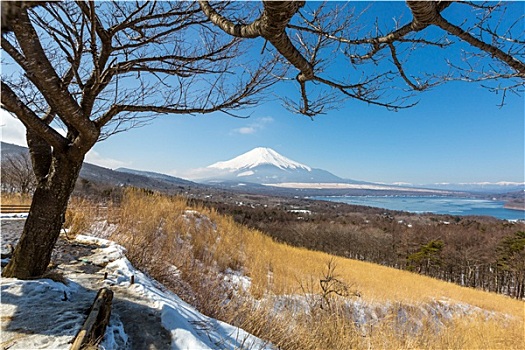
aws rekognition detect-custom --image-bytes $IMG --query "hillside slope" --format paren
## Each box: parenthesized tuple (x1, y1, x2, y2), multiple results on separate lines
(108, 190, 524, 349)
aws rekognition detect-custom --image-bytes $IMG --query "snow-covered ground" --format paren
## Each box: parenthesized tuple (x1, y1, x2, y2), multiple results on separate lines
(1, 218, 272, 350)
(0, 213, 28, 219)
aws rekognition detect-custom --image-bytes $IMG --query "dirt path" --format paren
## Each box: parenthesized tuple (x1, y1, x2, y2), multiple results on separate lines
(111, 287, 172, 350)
(1, 219, 172, 349)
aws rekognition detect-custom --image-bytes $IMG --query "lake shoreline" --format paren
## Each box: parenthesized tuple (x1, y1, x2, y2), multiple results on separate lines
(504, 202, 525, 211)
(314, 195, 525, 221)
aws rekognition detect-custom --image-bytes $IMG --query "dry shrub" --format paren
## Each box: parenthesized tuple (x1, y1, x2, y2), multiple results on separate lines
(109, 189, 201, 296)
(64, 209, 89, 238)
(63, 198, 99, 238)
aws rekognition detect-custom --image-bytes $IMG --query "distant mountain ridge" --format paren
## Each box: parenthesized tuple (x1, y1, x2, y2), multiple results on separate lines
(196, 147, 525, 196)
(2, 142, 522, 195)
(116, 167, 194, 186)
(0, 142, 196, 191)
(201, 147, 349, 185)
(419, 182, 524, 193)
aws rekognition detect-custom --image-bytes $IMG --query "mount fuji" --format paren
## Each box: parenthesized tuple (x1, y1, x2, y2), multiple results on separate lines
(201, 147, 347, 184)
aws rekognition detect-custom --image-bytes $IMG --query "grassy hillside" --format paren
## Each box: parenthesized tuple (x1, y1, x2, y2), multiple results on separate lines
(66, 189, 524, 349)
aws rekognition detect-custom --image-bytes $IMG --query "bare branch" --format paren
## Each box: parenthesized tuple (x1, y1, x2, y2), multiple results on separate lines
(388, 43, 425, 91)
(94, 59, 277, 130)
(9, 6, 98, 142)
(198, 1, 261, 38)
(1, 82, 68, 150)
(199, 1, 314, 82)
(434, 15, 525, 77)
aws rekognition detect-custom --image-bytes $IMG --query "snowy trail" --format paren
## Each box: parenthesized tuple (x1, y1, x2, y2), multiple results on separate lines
(1, 218, 271, 350)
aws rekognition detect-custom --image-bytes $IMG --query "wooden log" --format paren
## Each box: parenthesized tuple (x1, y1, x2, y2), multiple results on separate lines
(70, 287, 113, 350)
(0, 204, 31, 213)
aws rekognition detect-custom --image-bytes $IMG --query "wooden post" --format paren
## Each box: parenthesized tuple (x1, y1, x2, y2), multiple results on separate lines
(70, 287, 113, 350)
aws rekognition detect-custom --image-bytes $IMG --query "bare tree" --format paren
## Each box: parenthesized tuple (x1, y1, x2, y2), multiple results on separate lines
(1, 1, 523, 279)
(199, 1, 524, 114)
(1, 153, 36, 194)
(1, 1, 275, 278)
(319, 258, 360, 310)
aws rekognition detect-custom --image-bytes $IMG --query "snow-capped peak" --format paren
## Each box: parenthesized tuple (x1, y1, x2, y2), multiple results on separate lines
(208, 147, 312, 172)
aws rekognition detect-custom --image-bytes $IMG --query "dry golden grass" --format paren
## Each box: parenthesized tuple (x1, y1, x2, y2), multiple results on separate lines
(0, 193, 32, 206)
(95, 189, 524, 349)
(63, 197, 104, 238)
(204, 206, 523, 317)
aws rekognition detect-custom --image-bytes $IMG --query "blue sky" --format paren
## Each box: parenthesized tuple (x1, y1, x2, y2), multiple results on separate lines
(88, 80, 523, 184)
(1, 1, 524, 184)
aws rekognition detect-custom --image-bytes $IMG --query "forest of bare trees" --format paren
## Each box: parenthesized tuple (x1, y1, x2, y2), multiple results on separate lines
(1, 153, 36, 194)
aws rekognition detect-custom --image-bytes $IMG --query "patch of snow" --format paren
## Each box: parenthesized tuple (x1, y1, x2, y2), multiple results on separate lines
(237, 170, 255, 177)
(263, 294, 504, 339)
(100, 318, 128, 350)
(1, 278, 100, 350)
(183, 210, 217, 231)
(184, 209, 200, 216)
(99, 243, 270, 349)
(87, 220, 118, 240)
(0, 213, 28, 219)
(223, 269, 252, 293)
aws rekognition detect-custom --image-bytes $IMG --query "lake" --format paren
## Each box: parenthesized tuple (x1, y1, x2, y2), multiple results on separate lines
(313, 196, 525, 221)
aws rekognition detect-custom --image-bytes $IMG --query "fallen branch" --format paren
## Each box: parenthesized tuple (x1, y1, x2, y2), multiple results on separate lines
(70, 287, 113, 350)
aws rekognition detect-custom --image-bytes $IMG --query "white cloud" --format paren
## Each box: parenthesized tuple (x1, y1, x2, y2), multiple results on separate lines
(85, 150, 131, 170)
(1, 109, 127, 170)
(231, 117, 274, 135)
(0, 110, 68, 147)
(1, 109, 27, 146)
(236, 127, 256, 134)
(258, 117, 274, 123)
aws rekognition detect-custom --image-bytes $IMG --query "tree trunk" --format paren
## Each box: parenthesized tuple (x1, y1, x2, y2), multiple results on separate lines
(2, 151, 83, 279)
(405, 1, 439, 30)
(1, 1, 43, 33)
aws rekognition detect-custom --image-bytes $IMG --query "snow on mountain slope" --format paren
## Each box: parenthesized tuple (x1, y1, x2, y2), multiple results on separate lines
(208, 147, 312, 172)
(200, 147, 347, 184)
